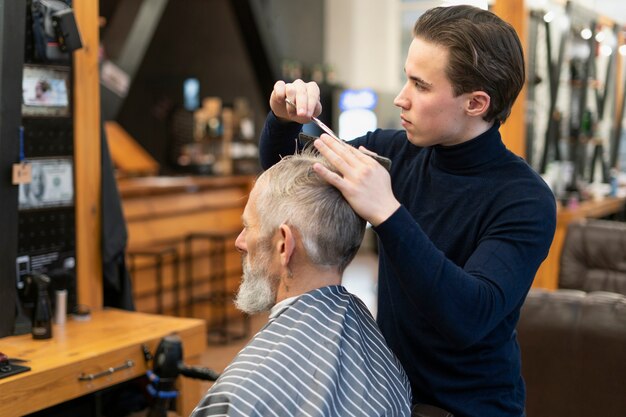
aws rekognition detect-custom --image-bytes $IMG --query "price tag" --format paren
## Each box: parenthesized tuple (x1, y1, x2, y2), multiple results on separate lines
(12, 163, 32, 185)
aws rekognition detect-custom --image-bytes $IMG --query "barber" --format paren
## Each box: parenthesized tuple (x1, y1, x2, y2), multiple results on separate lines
(258, 5, 556, 417)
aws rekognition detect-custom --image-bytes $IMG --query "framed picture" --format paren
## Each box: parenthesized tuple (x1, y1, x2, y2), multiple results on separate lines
(22, 65, 71, 117)
(18, 158, 74, 210)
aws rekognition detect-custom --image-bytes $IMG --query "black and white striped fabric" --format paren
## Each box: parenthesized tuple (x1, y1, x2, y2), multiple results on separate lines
(190, 285, 412, 417)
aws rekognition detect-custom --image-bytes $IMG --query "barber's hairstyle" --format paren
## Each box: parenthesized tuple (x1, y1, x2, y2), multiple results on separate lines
(413, 5, 525, 124)
(255, 149, 366, 274)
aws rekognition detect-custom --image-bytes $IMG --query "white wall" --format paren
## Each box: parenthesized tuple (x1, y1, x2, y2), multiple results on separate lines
(324, 0, 401, 94)
(526, 0, 626, 21)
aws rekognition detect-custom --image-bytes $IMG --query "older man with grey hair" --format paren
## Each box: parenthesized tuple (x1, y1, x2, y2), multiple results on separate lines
(190, 150, 412, 417)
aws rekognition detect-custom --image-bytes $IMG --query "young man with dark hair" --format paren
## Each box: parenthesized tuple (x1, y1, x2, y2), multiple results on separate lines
(259, 5, 556, 417)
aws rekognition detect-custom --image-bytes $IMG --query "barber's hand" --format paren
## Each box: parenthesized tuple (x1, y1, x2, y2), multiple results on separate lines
(313, 135, 401, 226)
(270, 79, 323, 124)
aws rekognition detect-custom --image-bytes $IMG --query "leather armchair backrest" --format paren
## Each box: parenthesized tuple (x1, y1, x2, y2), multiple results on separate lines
(559, 219, 626, 295)
(518, 289, 626, 417)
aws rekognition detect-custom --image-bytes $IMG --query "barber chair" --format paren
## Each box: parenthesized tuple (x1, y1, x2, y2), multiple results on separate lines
(146, 335, 219, 417)
(518, 289, 626, 417)
(559, 219, 626, 295)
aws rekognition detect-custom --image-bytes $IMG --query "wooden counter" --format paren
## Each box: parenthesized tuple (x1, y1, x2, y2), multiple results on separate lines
(0, 309, 206, 417)
(533, 196, 626, 290)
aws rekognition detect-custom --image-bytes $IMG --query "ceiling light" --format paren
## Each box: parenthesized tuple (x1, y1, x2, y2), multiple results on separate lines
(580, 28, 592, 40)
(543, 11, 554, 23)
(595, 31, 606, 42)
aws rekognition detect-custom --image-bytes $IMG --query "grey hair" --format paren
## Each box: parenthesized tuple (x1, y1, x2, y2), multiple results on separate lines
(254, 149, 366, 273)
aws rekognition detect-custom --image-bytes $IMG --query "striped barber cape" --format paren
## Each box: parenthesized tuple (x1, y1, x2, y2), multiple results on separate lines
(190, 285, 412, 417)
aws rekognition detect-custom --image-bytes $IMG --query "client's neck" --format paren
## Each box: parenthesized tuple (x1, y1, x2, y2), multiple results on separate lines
(275, 262, 341, 304)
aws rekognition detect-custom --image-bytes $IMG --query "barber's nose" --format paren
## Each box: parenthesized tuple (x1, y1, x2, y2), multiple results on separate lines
(235, 229, 247, 253)
(394, 87, 409, 109)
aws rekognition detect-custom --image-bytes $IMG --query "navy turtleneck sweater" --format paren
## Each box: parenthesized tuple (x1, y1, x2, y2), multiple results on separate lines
(259, 113, 556, 417)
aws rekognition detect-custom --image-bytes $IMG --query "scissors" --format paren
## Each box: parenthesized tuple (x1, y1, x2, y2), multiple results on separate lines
(284, 98, 392, 171)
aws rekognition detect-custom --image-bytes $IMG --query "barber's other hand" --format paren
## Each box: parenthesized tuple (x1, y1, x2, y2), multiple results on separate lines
(270, 79, 322, 124)
(313, 135, 401, 226)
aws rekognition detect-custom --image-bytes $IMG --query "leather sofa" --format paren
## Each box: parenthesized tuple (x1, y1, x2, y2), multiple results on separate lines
(517, 289, 626, 417)
(559, 219, 626, 295)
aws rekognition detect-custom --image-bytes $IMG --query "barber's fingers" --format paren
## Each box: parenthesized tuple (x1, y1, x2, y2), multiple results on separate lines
(357, 146, 380, 160)
(270, 79, 323, 123)
(286, 80, 322, 119)
(270, 80, 289, 120)
(312, 161, 345, 188)
(304, 82, 322, 118)
(313, 134, 360, 172)
(270, 79, 305, 121)
(312, 137, 398, 225)
(314, 134, 380, 172)
(272, 80, 287, 99)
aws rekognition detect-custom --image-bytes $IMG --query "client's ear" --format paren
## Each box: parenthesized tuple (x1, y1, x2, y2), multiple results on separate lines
(278, 224, 296, 267)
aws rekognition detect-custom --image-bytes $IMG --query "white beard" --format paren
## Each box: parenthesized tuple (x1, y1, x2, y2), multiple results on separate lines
(234, 251, 278, 315)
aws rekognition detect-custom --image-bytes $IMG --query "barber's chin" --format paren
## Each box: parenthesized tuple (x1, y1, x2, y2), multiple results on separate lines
(405, 131, 433, 148)
(405, 131, 421, 146)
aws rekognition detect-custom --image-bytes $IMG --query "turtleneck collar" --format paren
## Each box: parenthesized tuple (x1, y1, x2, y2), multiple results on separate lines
(430, 122, 507, 174)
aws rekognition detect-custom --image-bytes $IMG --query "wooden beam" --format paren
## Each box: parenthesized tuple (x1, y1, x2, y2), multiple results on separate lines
(73, 0, 102, 309)
(493, 0, 527, 159)
(105, 121, 160, 177)
(615, 29, 625, 168)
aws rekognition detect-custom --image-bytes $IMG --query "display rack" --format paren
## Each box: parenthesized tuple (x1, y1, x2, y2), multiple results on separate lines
(527, 0, 626, 195)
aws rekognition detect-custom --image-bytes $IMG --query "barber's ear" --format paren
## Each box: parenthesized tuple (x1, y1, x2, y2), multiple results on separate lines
(466, 91, 490, 117)
(278, 224, 296, 267)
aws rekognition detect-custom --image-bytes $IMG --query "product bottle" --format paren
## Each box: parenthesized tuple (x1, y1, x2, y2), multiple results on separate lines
(609, 168, 619, 197)
(32, 273, 53, 339)
(55, 288, 67, 325)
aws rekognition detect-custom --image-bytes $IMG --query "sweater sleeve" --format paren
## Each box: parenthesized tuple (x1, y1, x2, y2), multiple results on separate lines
(374, 194, 556, 348)
(259, 111, 304, 169)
